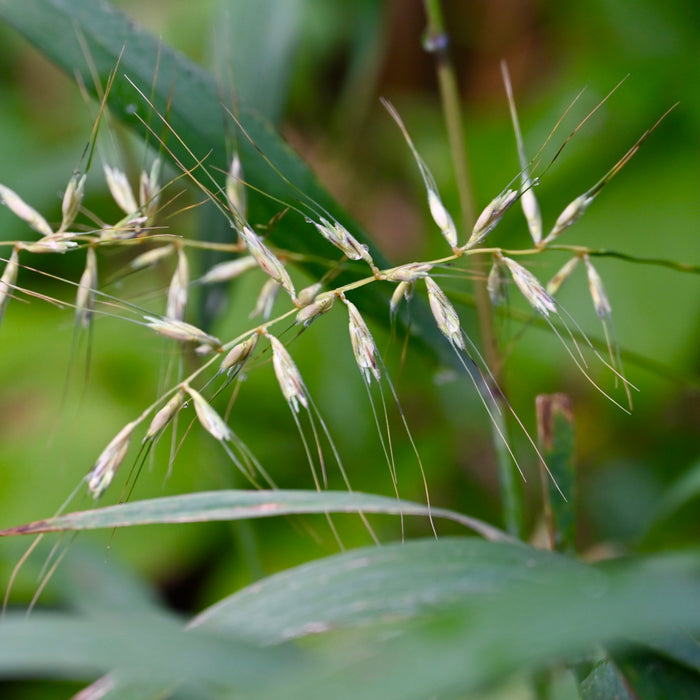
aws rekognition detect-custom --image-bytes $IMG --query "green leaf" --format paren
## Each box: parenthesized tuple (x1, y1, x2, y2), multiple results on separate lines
(189, 537, 577, 643)
(0, 489, 511, 542)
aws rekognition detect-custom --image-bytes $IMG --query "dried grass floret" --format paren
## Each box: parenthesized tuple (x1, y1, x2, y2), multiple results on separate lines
(237, 225, 295, 299)
(145, 388, 186, 440)
(250, 278, 280, 320)
(501, 256, 556, 317)
(129, 244, 175, 272)
(225, 153, 247, 224)
(139, 159, 161, 226)
(296, 293, 335, 327)
(199, 255, 258, 284)
(383, 262, 433, 283)
(425, 276, 465, 350)
(0, 184, 53, 237)
(309, 217, 374, 267)
(487, 259, 508, 307)
(166, 247, 189, 321)
(343, 296, 381, 383)
(381, 98, 458, 249)
(390, 280, 414, 318)
(86, 419, 140, 498)
(144, 315, 222, 350)
(220, 333, 259, 374)
(266, 332, 308, 413)
(547, 256, 580, 296)
(104, 165, 138, 215)
(0, 247, 19, 322)
(185, 385, 233, 442)
(75, 246, 98, 329)
(59, 173, 86, 233)
(465, 189, 518, 249)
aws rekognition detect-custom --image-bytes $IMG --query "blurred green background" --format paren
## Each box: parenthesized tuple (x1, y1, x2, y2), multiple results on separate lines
(0, 0, 698, 694)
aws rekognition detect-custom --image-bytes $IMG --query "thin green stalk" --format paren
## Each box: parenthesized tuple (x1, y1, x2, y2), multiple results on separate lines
(422, 0, 523, 538)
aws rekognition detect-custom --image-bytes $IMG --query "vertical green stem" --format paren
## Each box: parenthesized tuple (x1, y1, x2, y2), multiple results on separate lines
(422, 0, 523, 537)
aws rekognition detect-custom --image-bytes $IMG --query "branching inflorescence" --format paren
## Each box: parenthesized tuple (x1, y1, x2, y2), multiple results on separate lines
(0, 64, 673, 537)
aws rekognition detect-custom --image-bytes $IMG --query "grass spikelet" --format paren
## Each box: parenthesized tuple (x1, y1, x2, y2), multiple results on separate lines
(75, 246, 98, 329)
(166, 246, 189, 321)
(0, 184, 53, 236)
(296, 282, 323, 306)
(225, 152, 247, 224)
(250, 278, 281, 320)
(144, 388, 185, 440)
(144, 315, 222, 350)
(501, 256, 557, 317)
(390, 280, 414, 319)
(296, 293, 335, 327)
(199, 255, 258, 284)
(542, 194, 593, 246)
(487, 258, 508, 307)
(266, 332, 308, 414)
(0, 246, 19, 323)
(19, 236, 78, 254)
(384, 262, 433, 283)
(86, 419, 140, 498)
(220, 333, 258, 375)
(59, 172, 86, 233)
(381, 98, 458, 249)
(129, 244, 175, 272)
(184, 384, 233, 442)
(237, 225, 296, 299)
(547, 256, 580, 296)
(464, 189, 518, 249)
(103, 164, 138, 215)
(425, 276, 466, 350)
(139, 159, 161, 226)
(343, 296, 381, 383)
(501, 60, 542, 245)
(309, 217, 375, 268)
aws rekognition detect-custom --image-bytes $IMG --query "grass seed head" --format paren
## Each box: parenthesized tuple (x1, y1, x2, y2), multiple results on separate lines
(199, 255, 258, 284)
(584, 255, 612, 318)
(185, 385, 233, 442)
(144, 315, 222, 350)
(487, 259, 508, 307)
(296, 282, 323, 307)
(145, 388, 185, 440)
(59, 173, 86, 232)
(19, 236, 78, 253)
(547, 256, 580, 296)
(166, 247, 189, 321)
(384, 262, 433, 283)
(76, 246, 98, 329)
(543, 193, 592, 245)
(129, 244, 174, 271)
(390, 280, 414, 317)
(0, 247, 19, 322)
(425, 276, 465, 350)
(465, 190, 518, 249)
(237, 225, 295, 299)
(139, 159, 161, 225)
(344, 297, 381, 382)
(87, 420, 139, 498)
(221, 333, 259, 374)
(502, 256, 556, 317)
(0, 184, 53, 236)
(267, 332, 308, 413)
(427, 189, 458, 248)
(104, 165, 138, 215)
(296, 293, 335, 327)
(250, 278, 280, 320)
(226, 153, 247, 223)
(520, 186, 542, 245)
(310, 217, 374, 266)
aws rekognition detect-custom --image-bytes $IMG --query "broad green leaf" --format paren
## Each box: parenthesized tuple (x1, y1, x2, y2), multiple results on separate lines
(189, 538, 578, 643)
(0, 489, 511, 542)
(0, 610, 297, 692)
(267, 550, 700, 700)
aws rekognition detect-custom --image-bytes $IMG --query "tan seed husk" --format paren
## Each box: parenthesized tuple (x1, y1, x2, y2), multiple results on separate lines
(267, 333, 308, 413)
(221, 334, 258, 373)
(185, 385, 233, 442)
(199, 256, 257, 285)
(87, 420, 139, 498)
(502, 256, 556, 317)
(425, 277, 465, 350)
(166, 247, 189, 321)
(145, 388, 185, 440)
(0, 184, 53, 237)
(296, 293, 335, 327)
(237, 225, 295, 298)
(547, 256, 580, 296)
(344, 298, 381, 382)
(76, 246, 98, 329)
(0, 247, 19, 322)
(59, 173, 86, 233)
(144, 315, 221, 350)
(583, 255, 612, 318)
(104, 165, 137, 215)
